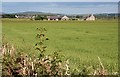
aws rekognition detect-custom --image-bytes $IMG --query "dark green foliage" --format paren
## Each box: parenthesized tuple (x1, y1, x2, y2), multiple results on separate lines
(76, 15, 80, 18)
(34, 15, 46, 20)
(35, 27, 47, 58)
(2, 14, 16, 18)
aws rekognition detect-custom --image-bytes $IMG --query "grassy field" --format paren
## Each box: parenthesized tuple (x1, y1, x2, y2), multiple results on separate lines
(2, 19, 118, 72)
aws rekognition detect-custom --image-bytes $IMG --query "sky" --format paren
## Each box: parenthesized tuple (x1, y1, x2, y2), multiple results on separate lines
(1, 0, 120, 2)
(1, 2, 118, 14)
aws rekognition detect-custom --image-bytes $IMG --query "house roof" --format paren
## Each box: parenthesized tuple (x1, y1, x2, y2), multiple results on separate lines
(47, 16, 62, 19)
(62, 16, 69, 19)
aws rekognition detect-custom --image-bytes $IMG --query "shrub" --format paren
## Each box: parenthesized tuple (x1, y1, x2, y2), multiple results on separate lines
(34, 15, 46, 20)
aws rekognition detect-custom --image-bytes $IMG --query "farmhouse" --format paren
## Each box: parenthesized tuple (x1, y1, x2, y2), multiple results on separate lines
(47, 16, 62, 21)
(61, 16, 69, 20)
(84, 14, 95, 21)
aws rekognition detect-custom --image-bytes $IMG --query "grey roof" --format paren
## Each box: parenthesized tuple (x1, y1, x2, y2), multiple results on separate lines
(47, 16, 62, 19)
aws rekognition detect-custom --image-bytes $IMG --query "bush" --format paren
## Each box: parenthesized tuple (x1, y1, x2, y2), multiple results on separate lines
(34, 15, 46, 20)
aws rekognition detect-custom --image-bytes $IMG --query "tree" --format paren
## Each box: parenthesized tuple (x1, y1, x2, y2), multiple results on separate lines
(76, 15, 80, 18)
(2, 14, 16, 18)
(35, 15, 44, 20)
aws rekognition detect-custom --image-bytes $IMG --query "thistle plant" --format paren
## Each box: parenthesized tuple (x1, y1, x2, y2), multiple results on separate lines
(35, 27, 47, 59)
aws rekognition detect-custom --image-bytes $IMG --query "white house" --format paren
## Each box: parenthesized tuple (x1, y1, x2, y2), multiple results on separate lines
(84, 14, 95, 21)
(61, 16, 69, 20)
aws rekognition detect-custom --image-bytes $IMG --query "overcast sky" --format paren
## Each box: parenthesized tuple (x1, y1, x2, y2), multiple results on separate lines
(2, 2, 118, 14)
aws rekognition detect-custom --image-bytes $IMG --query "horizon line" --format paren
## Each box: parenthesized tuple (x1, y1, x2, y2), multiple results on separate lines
(1, 11, 118, 15)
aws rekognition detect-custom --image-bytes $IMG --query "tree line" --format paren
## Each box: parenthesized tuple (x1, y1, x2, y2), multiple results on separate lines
(1, 14, 118, 20)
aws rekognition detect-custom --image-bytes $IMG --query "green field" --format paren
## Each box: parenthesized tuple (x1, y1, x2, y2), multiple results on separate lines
(2, 19, 118, 72)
